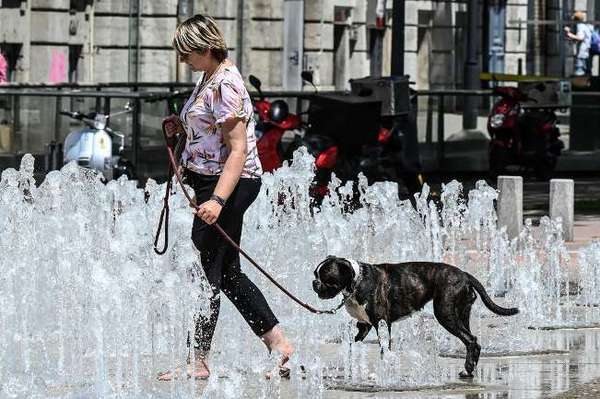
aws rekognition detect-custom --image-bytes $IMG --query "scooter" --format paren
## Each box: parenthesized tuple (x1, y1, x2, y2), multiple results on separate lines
(487, 85, 563, 180)
(248, 75, 303, 172)
(62, 104, 136, 181)
(292, 72, 422, 203)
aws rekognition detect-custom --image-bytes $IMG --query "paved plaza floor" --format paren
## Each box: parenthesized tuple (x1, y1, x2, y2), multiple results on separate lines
(143, 327, 600, 398)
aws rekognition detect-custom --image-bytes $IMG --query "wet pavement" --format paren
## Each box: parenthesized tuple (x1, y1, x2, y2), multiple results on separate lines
(318, 328, 600, 399)
(126, 327, 600, 399)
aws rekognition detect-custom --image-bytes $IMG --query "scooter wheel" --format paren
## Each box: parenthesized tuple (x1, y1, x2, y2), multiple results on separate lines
(488, 144, 509, 179)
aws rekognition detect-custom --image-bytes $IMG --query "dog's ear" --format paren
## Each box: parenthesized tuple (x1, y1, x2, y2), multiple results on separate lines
(336, 258, 356, 291)
(315, 255, 336, 278)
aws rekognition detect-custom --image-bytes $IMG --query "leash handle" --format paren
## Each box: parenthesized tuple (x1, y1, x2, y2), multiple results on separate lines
(156, 120, 343, 315)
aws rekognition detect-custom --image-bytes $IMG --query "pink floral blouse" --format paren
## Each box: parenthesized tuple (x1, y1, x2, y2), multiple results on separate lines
(179, 61, 262, 178)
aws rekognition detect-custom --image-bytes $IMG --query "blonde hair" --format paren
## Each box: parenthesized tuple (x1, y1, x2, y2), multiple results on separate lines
(172, 14, 228, 62)
(572, 11, 586, 22)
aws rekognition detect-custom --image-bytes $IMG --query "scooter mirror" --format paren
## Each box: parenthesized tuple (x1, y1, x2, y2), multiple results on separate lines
(249, 75, 262, 90)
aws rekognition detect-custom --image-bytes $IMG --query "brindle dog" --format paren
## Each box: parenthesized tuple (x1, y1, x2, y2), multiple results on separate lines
(312, 256, 519, 378)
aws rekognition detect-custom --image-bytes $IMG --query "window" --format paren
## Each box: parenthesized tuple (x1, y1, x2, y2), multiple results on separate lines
(68, 45, 83, 83)
(1, 0, 22, 8)
(0, 43, 22, 82)
(70, 0, 90, 12)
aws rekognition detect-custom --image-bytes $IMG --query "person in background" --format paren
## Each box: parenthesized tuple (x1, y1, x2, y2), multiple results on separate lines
(565, 11, 594, 76)
(0, 52, 8, 83)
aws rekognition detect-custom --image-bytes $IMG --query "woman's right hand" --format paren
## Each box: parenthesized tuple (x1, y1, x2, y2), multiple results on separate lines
(164, 115, 184, 138)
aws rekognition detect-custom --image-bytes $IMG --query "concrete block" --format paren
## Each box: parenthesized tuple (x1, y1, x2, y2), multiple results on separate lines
(304, 22, 333, 50)
(433, 1, 453, 25)
(31, 11, 70, 43)
(32, 0, 69, 8)
(404, 0, 420, 25)
(403, 51, 418, 86)
(139, 17, 178, 47)
(94, 0, 130, 14)
(574, 0, 587, 10)
(506, 3, 528, 23)
(139, 49, 176, 82)
(267, 50, 283, 88)
(333, 0, 356, 8)
(93, 16, 129, 47)
(504, 53, 525, 75)
(217, 19, 238, 49)
(93, 48, 129, 83)
(15, 96, 58, 153)
(246, 50, 271, 86)
(429, 53, 454, 86)
(247, 49, 283, 89)
(67, 13, 90, 45)
(251, 0, 283, 19)
(305, 0, 334, 21)
(432, 28, 454, 52)
(195, 0, 239, 19)
(403, 26, 418, 52)
(505, 29, 526, 53)
(349, 51, 369, 78)
(350, 0, 366, 23)
(247, 20, 282, 49)
(29, 45, 69, 83)
(142, 0, 177, 15)
(351, 24, 368, 52)
(497, 175, 523, 240)
(0, 9, 26, 42)
(303, 50, 333, 87)
(550, 179, 575, 242)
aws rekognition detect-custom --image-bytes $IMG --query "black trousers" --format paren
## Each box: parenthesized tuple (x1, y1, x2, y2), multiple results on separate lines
(186, 172, 279, 357)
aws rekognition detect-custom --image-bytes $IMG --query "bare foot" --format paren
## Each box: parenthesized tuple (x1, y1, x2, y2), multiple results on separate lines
(157, 359, 210, 381)
(261, 326, 294, 378)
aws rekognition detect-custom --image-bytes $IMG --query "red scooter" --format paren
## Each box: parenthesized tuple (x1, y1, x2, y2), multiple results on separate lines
(248, 75, 302, 172)
(487, 85, 563, 180)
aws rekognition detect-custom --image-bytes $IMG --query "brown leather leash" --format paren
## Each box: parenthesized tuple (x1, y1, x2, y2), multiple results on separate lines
(153, 120, 345, 315)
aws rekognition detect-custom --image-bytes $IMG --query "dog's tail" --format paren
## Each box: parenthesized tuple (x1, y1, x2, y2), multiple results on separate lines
(466, 273, 519, 316)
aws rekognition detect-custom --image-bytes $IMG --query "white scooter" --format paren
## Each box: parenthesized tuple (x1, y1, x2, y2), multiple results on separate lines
(62, 104, 135, 181)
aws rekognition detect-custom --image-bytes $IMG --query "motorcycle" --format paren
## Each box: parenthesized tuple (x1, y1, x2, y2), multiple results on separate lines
(62, 104, 136, 181)
(248, 75, 303, 172)
(487, 84, 564, 180)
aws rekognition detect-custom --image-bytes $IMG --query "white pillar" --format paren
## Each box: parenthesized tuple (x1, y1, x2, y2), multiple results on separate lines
(497, 176, 523, 239)
(283, 0, 304, 91)
(549, 179, 575, 241)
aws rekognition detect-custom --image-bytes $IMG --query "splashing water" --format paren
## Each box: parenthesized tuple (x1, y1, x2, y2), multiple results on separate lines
(1, 149, 600, 398)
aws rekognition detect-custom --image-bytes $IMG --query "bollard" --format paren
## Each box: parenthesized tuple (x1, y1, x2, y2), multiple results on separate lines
(549, 179, 574, 241)
(45, 141, 56, 172)
(53, 142, 63, 171)
(497, 176, 523, 240)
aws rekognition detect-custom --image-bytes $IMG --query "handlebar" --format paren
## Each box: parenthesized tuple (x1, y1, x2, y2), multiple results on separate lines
(60, 110, 84, 119)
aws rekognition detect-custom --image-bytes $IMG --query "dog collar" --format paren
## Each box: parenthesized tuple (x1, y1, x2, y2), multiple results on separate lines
(342, 259, 362, 297)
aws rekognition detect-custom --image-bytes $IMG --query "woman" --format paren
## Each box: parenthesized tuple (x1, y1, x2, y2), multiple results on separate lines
(158, 14, 294, 380)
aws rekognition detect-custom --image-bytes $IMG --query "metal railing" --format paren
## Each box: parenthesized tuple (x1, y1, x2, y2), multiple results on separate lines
(0, 83, 599, 178)
(0, 83, 344, 178)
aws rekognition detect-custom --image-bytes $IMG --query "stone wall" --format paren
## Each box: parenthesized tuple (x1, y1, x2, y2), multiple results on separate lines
(0, 0, 595, 89)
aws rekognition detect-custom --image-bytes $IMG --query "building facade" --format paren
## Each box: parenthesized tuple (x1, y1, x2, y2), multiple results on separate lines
(1, 0, 599, 89)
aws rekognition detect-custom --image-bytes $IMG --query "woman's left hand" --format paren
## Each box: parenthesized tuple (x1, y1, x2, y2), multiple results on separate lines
(195, 200, 222, 225)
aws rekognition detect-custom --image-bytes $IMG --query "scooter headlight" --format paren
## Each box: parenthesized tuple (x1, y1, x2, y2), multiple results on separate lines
(490, 114, 506, 128)
(93, 114, 108, 130)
